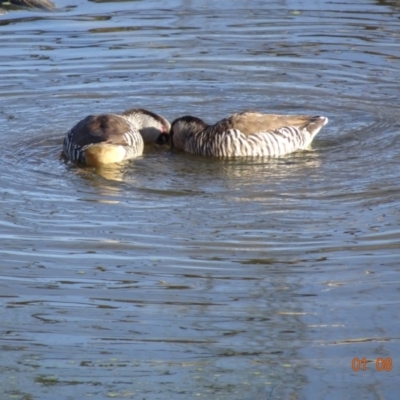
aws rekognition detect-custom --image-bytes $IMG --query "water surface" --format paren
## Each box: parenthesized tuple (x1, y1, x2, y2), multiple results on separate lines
(1, 0, 399, 399)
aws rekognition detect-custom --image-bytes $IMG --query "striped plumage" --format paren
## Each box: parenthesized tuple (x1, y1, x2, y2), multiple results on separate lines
(160, 111, 328, 157)
(2, 0, 55, 10)
(63, 108, 170, 166)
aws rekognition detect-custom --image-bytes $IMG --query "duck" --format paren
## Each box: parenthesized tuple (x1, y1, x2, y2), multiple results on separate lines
(157, 111, 328, 157)
(2, 0, 55, 10)
(64, 108, 170, 167)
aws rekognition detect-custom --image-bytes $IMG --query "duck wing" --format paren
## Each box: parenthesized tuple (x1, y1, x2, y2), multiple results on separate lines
(67, 114, 136, 149)
(220, 111, 326, 136)
(8, 0, 55, 10)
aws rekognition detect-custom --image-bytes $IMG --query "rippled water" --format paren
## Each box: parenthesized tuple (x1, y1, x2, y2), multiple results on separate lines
(1, 0, 400, 399)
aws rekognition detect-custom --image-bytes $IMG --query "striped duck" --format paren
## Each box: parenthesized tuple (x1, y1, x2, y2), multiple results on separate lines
(157, 111, 328, 157)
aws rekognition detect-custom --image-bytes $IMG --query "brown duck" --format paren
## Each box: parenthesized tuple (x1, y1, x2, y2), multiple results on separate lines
(64, 108, 170, 166)
(159, 111, 328, 157)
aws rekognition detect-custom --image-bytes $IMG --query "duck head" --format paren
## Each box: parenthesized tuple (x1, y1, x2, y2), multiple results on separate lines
(157, 115, 207, 149)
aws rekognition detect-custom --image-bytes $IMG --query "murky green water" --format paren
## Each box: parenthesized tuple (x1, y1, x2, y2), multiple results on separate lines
(1, 0, 399, 399)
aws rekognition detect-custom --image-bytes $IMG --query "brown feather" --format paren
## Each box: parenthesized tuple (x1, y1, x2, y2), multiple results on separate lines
(69, 114, 133, 148)
(8, 0, 55, 10)
(217, 111, 321, 136)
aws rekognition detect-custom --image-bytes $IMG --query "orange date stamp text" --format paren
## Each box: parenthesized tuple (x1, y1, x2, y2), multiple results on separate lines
(352, 357, 392, 371)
